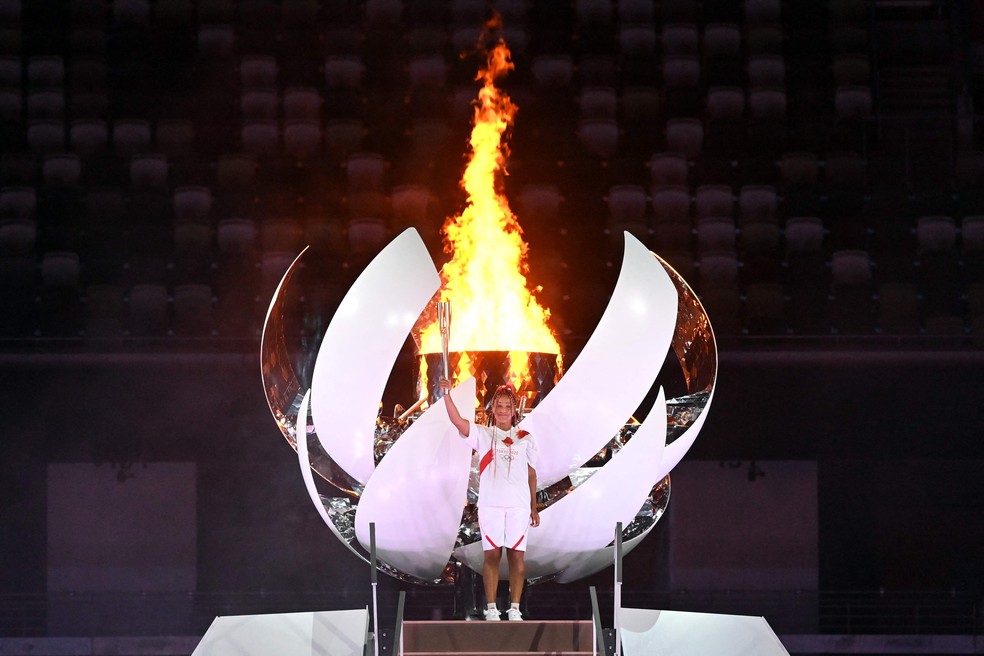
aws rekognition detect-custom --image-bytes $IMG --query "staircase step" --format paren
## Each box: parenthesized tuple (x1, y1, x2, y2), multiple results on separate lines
(402, 620, 594, 655)
(404, 652, 592, 656)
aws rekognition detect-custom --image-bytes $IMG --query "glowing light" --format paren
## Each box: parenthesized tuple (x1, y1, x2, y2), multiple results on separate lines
(416, 39, 560, 392)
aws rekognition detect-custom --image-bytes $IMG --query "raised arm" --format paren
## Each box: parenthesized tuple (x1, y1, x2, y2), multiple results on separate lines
(438, 377, 470, 437)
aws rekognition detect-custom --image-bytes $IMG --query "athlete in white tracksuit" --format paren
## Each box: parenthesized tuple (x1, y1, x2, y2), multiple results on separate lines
(440, 378, 539, 621)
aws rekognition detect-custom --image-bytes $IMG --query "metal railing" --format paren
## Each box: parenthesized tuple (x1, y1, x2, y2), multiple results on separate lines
(369, 522, 379, 656)
(589, 586, 607, 656)
(614, 521, 623, 656)
(391, 591, 406, 656)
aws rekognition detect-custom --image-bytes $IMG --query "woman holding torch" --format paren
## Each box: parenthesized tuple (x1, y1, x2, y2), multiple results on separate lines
(436, 301, 540, 620)
(439, 375, 540, 621)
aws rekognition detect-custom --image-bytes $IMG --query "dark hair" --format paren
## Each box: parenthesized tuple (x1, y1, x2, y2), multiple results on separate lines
(488, 384, 519, 426)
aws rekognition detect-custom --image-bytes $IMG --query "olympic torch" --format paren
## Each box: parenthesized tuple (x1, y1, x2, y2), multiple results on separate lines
(437, 301, 451, 393)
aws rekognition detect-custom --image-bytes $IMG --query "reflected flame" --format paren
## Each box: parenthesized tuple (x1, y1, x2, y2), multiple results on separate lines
(417, 39, 560, 392)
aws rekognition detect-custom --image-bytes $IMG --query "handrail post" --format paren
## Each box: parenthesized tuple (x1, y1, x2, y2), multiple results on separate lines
(370, 522, 380, 656)
(392, 590, 406, 656)
(614, 522, 623, 656)
(589, 585, 604, 656)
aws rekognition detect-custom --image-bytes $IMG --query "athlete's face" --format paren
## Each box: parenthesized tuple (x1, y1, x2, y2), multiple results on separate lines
(492, 394, 515, 429)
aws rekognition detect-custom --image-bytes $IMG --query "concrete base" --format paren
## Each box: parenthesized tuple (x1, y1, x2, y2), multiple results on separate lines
(620, 607, 789, 656)
(192, 609, 368, 656)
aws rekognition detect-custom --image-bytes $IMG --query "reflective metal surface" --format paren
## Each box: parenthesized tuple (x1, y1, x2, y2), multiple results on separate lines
(657, 253, 718, 442)
(259, 248, 364, 498)
(260, 230, 718, 586)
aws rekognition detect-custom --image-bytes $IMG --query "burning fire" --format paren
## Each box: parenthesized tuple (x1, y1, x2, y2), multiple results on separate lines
(416, 38, 560, 394)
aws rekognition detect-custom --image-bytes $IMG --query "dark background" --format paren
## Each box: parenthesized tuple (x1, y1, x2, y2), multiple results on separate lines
(2, 0, 984, 639)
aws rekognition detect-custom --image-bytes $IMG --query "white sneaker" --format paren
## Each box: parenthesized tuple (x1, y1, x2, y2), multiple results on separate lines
(507, 607, 523, 621)
(484, 607, 501, 621)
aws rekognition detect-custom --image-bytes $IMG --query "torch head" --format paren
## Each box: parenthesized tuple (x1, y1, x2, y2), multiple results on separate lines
(437, 301, 452, 383)
(437, 301, 451, 336)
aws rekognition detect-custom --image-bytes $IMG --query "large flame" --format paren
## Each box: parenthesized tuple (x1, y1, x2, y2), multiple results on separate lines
(417, 40, 560, 392)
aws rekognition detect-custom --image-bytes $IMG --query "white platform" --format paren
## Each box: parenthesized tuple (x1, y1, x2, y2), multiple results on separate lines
(620, 607, 790, 656)
(192, 608, 368, 656)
